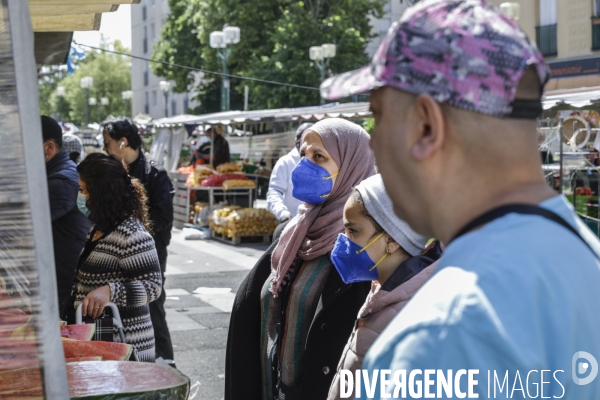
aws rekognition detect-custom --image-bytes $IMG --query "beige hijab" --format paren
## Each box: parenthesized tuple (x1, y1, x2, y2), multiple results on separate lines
(270, 118, 376, 295)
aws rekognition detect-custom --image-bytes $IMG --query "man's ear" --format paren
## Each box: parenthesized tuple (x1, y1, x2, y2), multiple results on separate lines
(410, 94, 447, 161)
(44, 140, 55, 155)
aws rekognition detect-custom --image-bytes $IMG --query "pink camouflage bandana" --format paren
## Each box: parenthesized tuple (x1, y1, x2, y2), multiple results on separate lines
(320, 0, 550, 118)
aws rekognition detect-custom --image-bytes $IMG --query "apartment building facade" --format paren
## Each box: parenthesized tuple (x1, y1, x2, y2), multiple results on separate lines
(130, 0, 195, 119)
(484, 0, 600, 91)
(130, 1, 405, 118)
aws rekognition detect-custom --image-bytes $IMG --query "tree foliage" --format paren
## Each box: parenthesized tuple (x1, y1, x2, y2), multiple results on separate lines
(153, 0, 384, 113)
(38, 40, 131, 126)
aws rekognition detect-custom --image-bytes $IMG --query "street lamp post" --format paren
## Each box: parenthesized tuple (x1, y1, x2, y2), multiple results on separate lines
(56, 86, 65, 121)
(309, 44, 336, 104)
(121, 90, 133, 117)
(88, 97, 97, 123)
(159, 81, 171, 118)
(100, 97, 109, 122)
(80, 76, 94, 125)
(210, 25, 240, 111)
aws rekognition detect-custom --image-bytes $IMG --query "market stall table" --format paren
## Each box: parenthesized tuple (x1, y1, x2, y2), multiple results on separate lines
(0, 361, 190, 399)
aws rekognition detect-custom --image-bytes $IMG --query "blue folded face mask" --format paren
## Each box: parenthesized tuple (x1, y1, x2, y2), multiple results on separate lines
(77, 192, 90, 218)
(331, 231, 390, 284)
(291, 157, 338, 205)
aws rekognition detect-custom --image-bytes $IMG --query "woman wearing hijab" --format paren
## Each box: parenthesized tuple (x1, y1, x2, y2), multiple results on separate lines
(224, 118, 376, 400)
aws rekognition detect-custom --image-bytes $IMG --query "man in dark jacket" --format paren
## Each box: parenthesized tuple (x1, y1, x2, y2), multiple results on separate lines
(199, 126, 230, 168)
(42, 115, 90, 315)
(102, 118, 175, 362)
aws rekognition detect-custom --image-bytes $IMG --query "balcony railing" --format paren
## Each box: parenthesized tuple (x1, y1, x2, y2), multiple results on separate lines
(536, 24, 557, 57)
(593, 18, 600, 50)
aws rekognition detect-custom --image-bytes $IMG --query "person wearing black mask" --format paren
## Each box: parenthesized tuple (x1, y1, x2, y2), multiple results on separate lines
(101, 118, 175, 363)
(42, 115, 90, 315)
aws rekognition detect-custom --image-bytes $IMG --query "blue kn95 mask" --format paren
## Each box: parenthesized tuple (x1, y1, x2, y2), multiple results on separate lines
(331, 231, 390, 284)
(291, 157, 338, 205)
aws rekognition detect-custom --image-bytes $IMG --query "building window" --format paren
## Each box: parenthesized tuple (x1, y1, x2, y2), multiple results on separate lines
(145, 92, 149, 114)
(536, 0, 557, 57)
(143, 61, 149, 87)
(183, 93, 189, 113)
(172, 93, 178, 116)
(143, 26, 148, 54)
(151, 23, 156, 42)
(592, 0, 600, 51)
(152, 91, 157, 108)
(383, 0, 392, 13)
(379, 19, 391, 38)
(142, 5, 147, 21)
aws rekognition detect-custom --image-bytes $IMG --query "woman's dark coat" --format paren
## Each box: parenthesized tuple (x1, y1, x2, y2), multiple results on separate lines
(224, 223, 370, 400)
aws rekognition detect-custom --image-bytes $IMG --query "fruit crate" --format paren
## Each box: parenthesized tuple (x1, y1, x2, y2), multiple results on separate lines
(210, 229, 271, 246)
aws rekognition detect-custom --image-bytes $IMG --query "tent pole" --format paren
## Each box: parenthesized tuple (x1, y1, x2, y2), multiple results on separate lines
(7, 0, 69, 397)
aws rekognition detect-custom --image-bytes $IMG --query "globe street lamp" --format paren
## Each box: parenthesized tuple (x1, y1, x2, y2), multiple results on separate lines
(310, 44, 336, 104)
(159, 80, 171, 118)
(210, 25, 240, 111)
(100, 97, 109, 122)
(499, 2, 520, 21)
(80, 76, 94, 125)
(121, 90, 133, 117)
(56, 86, 65, 121)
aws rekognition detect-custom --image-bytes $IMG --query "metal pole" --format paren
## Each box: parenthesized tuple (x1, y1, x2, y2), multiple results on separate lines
(221, 50, 228, 112)
(85, 87, 89, 125)
(164, 91, 168, 118)
(210, 126, 214, 167)
(559, 117, 564, 195)
(318, 61, 325, 105)
(6, 0, 69, 397)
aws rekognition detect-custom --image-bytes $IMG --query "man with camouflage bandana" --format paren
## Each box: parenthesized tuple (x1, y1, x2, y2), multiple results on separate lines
(322, 0, 600, 397)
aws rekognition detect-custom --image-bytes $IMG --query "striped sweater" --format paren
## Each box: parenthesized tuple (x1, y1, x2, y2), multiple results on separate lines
(73, 216, 162, 362)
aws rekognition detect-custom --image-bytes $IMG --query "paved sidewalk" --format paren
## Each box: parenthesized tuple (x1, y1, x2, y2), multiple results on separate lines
(163, 230, 269, 399)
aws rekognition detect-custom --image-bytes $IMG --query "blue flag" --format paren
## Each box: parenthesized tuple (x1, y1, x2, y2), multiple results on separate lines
(67, 46, 86, 75)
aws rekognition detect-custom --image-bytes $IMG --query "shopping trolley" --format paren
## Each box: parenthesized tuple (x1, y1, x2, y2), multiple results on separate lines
(76, 302, 139, 361)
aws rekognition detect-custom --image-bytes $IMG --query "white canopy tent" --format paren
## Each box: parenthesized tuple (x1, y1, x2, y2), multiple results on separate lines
(150, 102, 372, 170)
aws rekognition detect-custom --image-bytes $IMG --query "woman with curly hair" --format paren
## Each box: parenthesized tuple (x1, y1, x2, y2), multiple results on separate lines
(72, 153, 162, 362)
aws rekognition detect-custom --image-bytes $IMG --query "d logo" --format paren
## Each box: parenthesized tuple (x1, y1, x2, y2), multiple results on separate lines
(572, 351, 598, 385)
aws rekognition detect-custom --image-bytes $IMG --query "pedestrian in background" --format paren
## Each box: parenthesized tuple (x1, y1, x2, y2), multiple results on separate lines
(200, 126, 230, 168)
(225, 118, 375, 400)
(42, 115, 90, 316)
(321, 0, 600, 397)
(267, 122, 314, 222)
(74, 153, 162, 362)
(327, 174, 440, 400)
(102, 118, 175, 364)
(62, 132, 85, 163)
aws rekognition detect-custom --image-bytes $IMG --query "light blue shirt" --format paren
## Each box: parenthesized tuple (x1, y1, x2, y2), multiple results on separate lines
(360, 196, 600, 399)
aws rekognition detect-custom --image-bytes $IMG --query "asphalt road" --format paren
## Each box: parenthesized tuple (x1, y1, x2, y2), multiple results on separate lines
(163, 230, 269, 400)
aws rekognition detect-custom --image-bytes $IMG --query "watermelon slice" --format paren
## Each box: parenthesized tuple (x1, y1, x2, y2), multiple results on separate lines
(66, 356, 102, 362)
(63, 340, 133, 361)
(0, 339, 38, 371)
(60, 324, 95, 341)
(0, 361, 190, 399)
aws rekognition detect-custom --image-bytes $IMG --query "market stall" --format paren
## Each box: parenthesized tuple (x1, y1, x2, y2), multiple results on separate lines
(158, 103, 371, 244)
(0, 2, 191, 399)
(540, 87, 600, 234)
